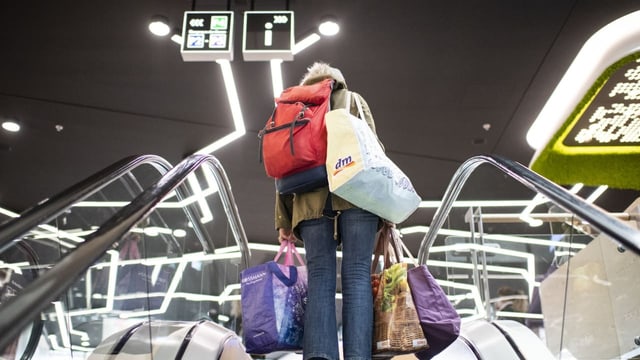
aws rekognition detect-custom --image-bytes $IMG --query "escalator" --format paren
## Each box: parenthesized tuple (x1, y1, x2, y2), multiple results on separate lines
(1, 154, 639, 359)
(0, 154, 250, 359)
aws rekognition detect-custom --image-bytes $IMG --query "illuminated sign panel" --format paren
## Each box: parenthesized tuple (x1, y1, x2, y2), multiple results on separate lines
(563, 57, 640, 147)
(180, 11, 234, 62)
(242, 11, 294, 61)
(528, 11, 640, 190)
(530, 52, 640, 190)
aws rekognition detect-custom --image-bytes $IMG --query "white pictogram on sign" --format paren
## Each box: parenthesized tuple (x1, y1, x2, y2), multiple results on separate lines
(190, 18, 205, 27)
(264, 22, 273, 47)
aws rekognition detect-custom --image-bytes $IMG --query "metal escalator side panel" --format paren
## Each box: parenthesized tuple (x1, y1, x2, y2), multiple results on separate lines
(181, 320, 251, 360)
(174, 320, 205, 360)
(432, 336, 483, 360)
(491, 320, 554, 360)
(459, 319, 521, 360)
(87, 321, 144, 359)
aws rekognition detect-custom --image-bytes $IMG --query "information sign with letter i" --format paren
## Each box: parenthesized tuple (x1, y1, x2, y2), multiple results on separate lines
(243, 11, 294, 61)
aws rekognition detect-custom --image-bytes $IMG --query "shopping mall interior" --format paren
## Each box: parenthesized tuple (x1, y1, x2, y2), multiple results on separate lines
(1, 1, 640, 359)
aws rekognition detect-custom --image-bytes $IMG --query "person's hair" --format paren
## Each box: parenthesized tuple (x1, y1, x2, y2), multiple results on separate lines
(299, 62, 345, 85)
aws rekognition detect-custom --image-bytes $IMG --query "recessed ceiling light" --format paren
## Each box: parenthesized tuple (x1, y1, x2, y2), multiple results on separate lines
(149, 15, 171, 36)
(318, 19, 339, 36)
(2, 120, 20, 132)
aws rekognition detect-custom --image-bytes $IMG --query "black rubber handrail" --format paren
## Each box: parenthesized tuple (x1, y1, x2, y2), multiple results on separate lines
(0, 154, 173, 253)
(0, 154, 250, 350)
(417, 155, 640, 264)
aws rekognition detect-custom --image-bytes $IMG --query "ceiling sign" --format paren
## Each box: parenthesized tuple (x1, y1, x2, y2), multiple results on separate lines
(528, 10, 640, 191)
(242, 11, 294, 61)
(563, 56, 640, 148)
(180, 11, 234, 62)
(530, 52, 640, 190)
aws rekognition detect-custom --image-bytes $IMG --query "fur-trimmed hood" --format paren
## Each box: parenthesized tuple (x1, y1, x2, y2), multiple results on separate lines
(299, 62, 347, 89)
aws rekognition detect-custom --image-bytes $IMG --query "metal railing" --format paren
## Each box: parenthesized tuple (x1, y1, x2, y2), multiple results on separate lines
(0, 155, 173, 253)
(0, 154, 250, 350)
(417, 154, 640, 264)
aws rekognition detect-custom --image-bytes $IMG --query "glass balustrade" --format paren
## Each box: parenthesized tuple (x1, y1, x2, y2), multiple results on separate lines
(0, 160, 167, 359)
(2, 154, 639, 359)
(399, 157, 640, 359)
(0, 157, 248, 359)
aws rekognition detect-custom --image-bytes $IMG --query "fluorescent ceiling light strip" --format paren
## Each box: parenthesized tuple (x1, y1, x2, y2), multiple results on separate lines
(400, 226, 586, 250)
(72, 201, 129, 208)
(568, 183, 584, 194)
(433, 243, 536, 296)
(73, 184, 218, 209)
(0, 206, 81, 246)
(433, 243, 535, 260)
(202, 166, 220, 193)
(195, 60, 246, 155)
(292, 33, 321, 55)
(47, 335, 63, 351)
(176, 292, 235, 302)
(270, 59, 284, 99)
(437, 279, 485, 317)
(585, 185, 608, 203)
(38, 224, 86, 243)
(426, 259, 530, 280)
(187, 173, 213, 223)
(119, 261, 187, 319)
(495, 311, 544, 320)
(92, 251, 242, 269)
(0, 206, 18, 218)
(28, 230, 76, 249)
(526, 10, 640, 150)
(0, 261, 27, 274)
(519, 193, 548, 217)
(53, 301, 72, 348)
(419, 200, 535, 208)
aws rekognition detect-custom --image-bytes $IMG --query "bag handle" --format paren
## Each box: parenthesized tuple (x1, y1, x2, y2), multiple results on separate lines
(274, 240, 305, 266)
(344, 91, 366, 120)
(371, 221, 403, 272)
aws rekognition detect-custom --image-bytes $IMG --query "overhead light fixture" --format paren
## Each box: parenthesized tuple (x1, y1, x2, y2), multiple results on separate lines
(1, 119, 20, 132)
(194, 60, 246, 154)
(270, 59, 284, 99)
(318, 18, 339, 36)
(292, 33, 321, 55)
(149, 15, 171, 36)
(170, 27, 182, 44)
(171, 33, 183, 44)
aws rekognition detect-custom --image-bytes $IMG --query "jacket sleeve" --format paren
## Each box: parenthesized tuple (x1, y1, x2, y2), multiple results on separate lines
(275, 191, 294, 230)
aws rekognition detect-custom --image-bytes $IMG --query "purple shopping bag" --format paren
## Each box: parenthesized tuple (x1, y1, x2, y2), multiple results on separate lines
(408, 265, 461, 359)
(241, 241, 307, 354)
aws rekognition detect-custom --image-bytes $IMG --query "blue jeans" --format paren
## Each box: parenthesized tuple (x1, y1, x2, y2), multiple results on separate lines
(299, 208, 379, 360)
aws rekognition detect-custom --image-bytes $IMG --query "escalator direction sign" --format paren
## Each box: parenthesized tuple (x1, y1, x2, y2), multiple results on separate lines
(180, 11, 234, 62)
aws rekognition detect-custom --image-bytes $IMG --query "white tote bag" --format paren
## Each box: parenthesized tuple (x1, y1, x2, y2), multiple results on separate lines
(325, 92, 421, 223)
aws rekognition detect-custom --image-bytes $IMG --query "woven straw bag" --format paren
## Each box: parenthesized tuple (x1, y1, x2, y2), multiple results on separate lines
(372, 224, 429, 355)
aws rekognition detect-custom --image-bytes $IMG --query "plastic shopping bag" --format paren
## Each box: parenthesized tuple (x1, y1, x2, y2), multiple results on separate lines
(240, 241, 307, 354)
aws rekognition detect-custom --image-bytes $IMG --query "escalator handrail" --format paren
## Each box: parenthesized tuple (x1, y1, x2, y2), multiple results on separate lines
(0, 154, 250, 351)
(0, 154, 173, 253)
(417, 154, 640, 264)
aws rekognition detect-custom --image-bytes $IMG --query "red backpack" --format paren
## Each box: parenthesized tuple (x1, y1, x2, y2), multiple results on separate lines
(259, 78, 334, 194)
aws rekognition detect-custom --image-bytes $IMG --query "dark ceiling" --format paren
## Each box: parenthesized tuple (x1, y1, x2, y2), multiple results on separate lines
(1, 0, 639, 247)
